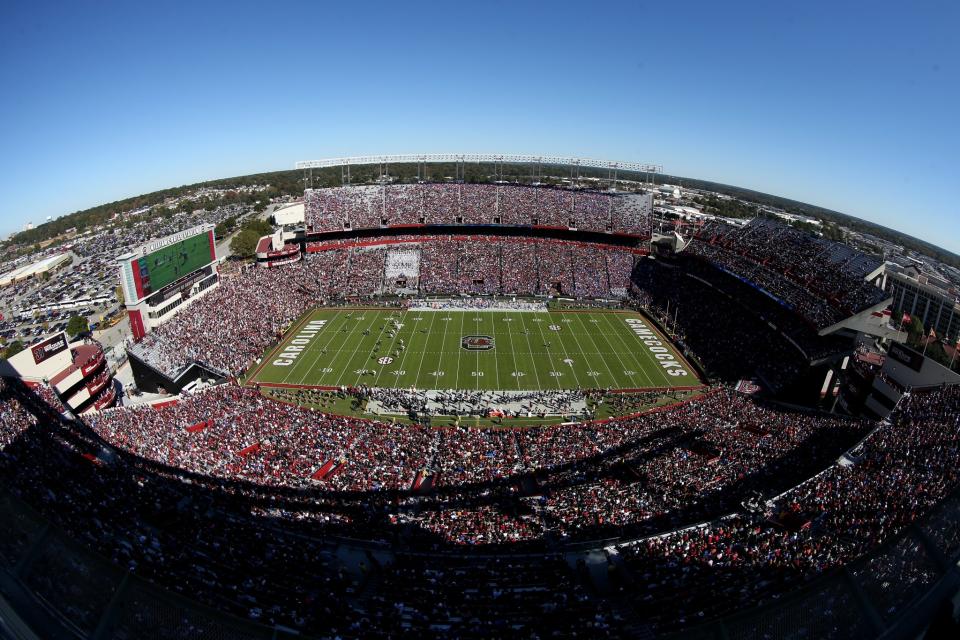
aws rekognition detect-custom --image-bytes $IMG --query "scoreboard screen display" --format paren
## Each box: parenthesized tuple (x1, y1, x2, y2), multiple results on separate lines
(135, 231, 215, 297)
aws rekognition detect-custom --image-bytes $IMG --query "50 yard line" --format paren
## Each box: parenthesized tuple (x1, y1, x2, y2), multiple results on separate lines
(372, 310, 409, 388)
(474, 314, 483, 391)
(447, 312, 463, 389)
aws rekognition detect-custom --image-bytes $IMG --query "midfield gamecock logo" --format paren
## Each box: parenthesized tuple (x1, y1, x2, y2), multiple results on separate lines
(461, 335, 495, 351)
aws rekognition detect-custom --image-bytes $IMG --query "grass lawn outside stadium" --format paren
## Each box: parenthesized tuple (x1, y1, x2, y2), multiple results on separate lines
(247, 307, 702, 394)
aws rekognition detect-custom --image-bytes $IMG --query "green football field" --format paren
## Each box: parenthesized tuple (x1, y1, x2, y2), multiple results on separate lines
(248, 308, 701, 392)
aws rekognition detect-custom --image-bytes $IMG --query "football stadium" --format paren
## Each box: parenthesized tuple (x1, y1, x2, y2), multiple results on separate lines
(1, 155, 959, 640)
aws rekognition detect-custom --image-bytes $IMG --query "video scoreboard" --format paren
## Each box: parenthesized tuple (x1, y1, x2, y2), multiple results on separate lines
(118, 225, 217, 305)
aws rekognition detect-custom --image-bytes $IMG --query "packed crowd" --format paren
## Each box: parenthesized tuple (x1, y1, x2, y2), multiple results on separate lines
(687, 218, 887, 328)
(616, 383, 960, 631)
(128, 262, 324, 378)
(84, 384, 871, 541)
(307, 235, 640, 298)
(1, 372, 957, 637)
(305, 183, 653, 235)
(407, 298, 546, 311)
(361, 387, 588, 418)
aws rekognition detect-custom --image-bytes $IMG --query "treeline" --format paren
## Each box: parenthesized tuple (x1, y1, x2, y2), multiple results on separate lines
(8, 163, 956, 269)
(690, 195, 758, 219)
(4, 169, 307, 250)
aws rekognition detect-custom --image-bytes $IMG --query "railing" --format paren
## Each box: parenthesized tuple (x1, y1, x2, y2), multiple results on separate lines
(92, 386, 116, 410)
(79, 345, 106, 377)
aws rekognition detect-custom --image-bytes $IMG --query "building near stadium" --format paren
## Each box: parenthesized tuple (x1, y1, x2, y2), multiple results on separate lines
(882, 260, 960, 344)
(255, 229, 301, 268)
(0, 331, 115, 414)
(0, 251, 71, 287)
(273, 200, 305, 228)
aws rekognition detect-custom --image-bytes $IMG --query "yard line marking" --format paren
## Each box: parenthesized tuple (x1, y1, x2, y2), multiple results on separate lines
(619, 311, 677, 388)
(570, 312, 620, 388)
(371, 310, 411, 387)
(546, 313, 584, 389)
(327, 313, 382, 387)
(526, 313, 563, 390)
(454, 312, 466, 390)
(598, 312, 658, 388)
(486, 312, 503, 390)
(296, 312, 355, 387)
(586, 312, 646, 389)
(515, 313, 545, 390)
(349, 311, 398, 387)
(474, 314, 483, 391)
(411, 311, 439, 388)
(289, 311, 349, 385)
(503, 312, 525, 391)
(280, 311, 339, 385)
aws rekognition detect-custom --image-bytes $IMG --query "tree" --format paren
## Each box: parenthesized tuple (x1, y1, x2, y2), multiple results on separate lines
(906, 317, 925, 347)
(229, 229, 260, 258)
(3, 340, 24, 359)
(243, 218, 273, 237)
(66, 314, 89, 337)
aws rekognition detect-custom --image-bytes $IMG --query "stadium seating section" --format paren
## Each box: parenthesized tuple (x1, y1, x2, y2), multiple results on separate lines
(305, 184, 652, 236)
(686, 219, 886, 329)
(1, 376, 958, 637)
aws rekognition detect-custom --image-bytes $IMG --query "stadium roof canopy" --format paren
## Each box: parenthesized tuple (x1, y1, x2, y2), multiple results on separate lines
(273, 202, 304, 226)
(295, 154, 662, 173)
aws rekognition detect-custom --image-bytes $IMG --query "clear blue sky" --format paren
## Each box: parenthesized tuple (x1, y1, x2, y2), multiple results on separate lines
(1, 1, 957, 253)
